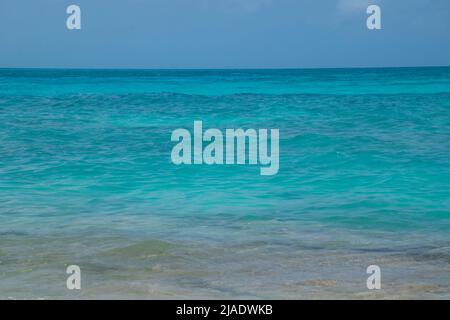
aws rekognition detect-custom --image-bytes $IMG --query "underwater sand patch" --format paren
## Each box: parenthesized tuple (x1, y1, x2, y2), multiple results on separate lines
(105, 239, 175, 258)
(402, 283, 444, 293)
(302, 279, 337, 287)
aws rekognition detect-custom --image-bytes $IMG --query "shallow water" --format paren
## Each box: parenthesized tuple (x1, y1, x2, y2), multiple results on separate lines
(1, 67, 450, 299)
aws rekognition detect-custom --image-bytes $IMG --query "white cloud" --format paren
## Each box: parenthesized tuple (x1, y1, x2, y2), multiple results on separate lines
(338, 0, 381, 13)
(200, 0, 272, 13)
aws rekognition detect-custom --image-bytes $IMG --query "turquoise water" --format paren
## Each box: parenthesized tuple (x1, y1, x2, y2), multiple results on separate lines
(1, 67, 450, 299)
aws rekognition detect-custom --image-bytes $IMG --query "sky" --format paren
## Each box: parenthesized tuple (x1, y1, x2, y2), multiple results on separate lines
(1, 0, 449, 69)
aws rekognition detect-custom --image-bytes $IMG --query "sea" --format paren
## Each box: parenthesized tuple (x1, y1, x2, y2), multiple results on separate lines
(1, 67, 450, 299)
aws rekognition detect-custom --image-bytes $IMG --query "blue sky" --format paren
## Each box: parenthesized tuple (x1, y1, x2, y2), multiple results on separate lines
(1, 0, 449, 68)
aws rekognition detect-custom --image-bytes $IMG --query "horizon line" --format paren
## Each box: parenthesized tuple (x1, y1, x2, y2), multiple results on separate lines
(1, 64, 449, 71)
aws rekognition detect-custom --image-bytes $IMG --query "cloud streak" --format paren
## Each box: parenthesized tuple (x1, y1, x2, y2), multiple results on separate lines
(338, 0, 381, 14)
(200, 0, 272, 13)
